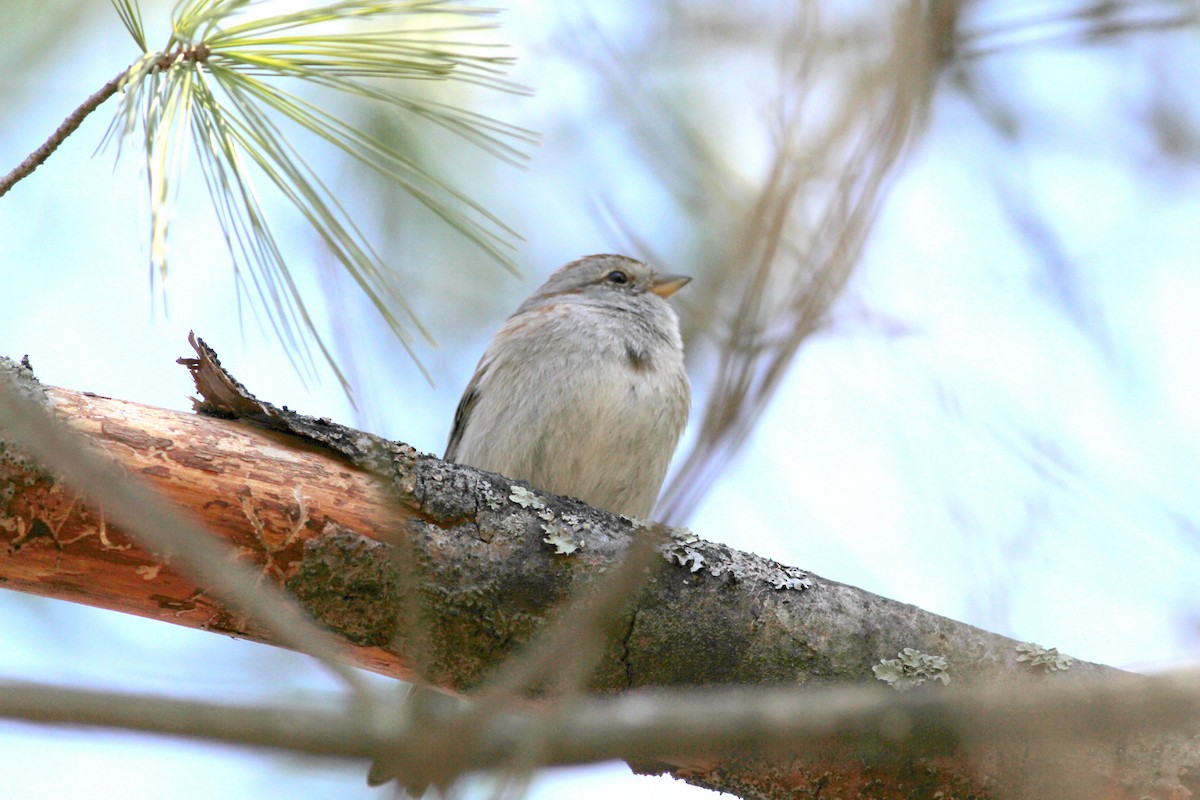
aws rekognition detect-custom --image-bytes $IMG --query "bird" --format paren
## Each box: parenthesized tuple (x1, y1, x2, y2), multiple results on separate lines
(445, 253, 691, 519)
(367, 254, 690, 789)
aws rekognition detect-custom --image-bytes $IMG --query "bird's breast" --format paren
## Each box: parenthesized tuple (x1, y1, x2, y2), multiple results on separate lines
(452, 302, 688, 518)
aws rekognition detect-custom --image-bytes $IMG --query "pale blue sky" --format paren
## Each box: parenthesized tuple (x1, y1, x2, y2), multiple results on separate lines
(1, 2, 1198, 798)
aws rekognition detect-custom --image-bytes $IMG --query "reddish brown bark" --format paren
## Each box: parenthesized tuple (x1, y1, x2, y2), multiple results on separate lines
(1, 386, 414, 679)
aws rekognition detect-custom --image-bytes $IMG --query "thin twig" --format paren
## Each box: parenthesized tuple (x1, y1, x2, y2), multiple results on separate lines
(0, 68, 129, 199)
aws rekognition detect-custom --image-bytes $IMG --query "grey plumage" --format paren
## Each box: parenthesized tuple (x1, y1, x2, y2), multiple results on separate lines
(446, 253, 690, 519)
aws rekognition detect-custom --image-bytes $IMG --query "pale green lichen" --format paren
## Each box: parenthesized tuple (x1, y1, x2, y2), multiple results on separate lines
(873, 648, 951, 692)
(662, 529, 705, 572)
(706, 559, 746, 580)
(509, 485, 544, 510)
(671, 547, 706, 572)
(542, 520, 582, 555)
(481, 483, 504, 511)
(561, 512, 590, 531)
(658, 529, 812, 591)
(1015, 642, 1073, 672)
(672, 526, 696, 540)
(769, 567, 813, 591)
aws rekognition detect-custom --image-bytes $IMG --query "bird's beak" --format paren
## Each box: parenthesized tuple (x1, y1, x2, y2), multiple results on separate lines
(649, 274, 691, 298)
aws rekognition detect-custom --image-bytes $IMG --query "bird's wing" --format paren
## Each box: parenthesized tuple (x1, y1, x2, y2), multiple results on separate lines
(444, 362, 485, 461)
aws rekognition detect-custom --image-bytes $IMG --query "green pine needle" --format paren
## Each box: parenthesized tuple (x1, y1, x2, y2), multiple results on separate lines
(112, 0, 148, 51)
(104, 0, 534, 395)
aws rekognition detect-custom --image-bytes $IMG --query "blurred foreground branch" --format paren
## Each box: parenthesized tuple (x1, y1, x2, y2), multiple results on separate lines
(0, 344, 1196, 798)
(639, 1, 1200, 523)
(1, 671, 1199, 798)
(651, 2, 953, 521)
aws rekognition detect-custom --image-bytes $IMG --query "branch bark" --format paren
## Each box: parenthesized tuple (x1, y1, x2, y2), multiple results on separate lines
(0, 345, 1196, 799)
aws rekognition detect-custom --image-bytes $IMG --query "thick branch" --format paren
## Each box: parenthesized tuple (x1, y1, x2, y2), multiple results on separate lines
(0, 362, 1049, 687)
(0, 357, 370, 694)
(0, 371, 412, 678)
(0, 351, 1196, 798)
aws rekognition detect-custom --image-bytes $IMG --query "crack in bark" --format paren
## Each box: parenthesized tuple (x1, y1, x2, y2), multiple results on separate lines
(621, 606, 639, 688)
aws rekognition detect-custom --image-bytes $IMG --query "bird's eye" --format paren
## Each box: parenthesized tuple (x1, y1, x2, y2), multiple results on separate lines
(606, 270, 629, 285)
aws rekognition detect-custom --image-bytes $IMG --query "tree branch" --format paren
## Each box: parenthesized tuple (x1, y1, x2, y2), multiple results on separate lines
(1, 673, 1198, 798)
(0, 343, 1196, 798)
(0, 68, 127, 198)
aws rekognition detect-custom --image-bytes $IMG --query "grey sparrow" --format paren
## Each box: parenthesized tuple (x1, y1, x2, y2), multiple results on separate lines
(446, 253, 691, 519)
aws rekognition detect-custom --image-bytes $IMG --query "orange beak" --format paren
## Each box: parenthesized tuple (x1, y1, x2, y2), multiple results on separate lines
(649, 274, 691, 298)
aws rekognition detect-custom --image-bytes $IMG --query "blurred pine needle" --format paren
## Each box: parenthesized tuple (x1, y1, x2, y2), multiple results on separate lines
(104, 0, 535, 393)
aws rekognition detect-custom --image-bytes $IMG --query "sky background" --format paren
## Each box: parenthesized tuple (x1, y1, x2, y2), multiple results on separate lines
(1, 1, 1199, 797)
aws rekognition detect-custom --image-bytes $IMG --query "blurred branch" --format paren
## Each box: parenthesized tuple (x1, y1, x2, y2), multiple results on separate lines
(1, 670, 1198, 798)
(658, 3, 953, 521)
(578, 1, 1200, 526)
(957, 0, 1199, 62)
(367, 525, 670, 789)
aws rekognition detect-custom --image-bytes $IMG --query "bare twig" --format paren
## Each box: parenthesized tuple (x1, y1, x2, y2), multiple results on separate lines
(0, 68, 127, 198)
